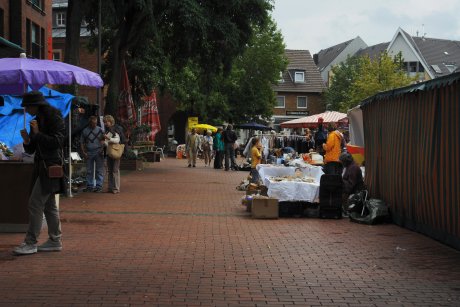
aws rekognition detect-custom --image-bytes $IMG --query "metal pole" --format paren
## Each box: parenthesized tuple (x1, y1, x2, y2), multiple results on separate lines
(97, 0, 102, 115)
(67, 112, 73, 197)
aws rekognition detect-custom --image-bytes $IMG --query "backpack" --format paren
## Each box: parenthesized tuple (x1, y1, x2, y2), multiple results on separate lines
(114, 124, 127, 145)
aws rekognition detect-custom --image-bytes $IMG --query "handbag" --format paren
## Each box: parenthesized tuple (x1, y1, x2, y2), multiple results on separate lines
(37, 144, 64, 178)
(107, 143, 125, 159)
(47, 165, 64, 178)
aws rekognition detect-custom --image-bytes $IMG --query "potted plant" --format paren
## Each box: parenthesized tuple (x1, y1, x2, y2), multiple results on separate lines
(120, 147, 145, 171)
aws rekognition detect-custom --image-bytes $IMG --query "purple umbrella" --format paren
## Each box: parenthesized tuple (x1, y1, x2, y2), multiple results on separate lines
(0, 56, 103, 197)
(0, 57, 103, 94)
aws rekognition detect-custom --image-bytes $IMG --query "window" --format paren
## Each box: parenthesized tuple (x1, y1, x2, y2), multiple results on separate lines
(445, 64, 457, 73)
(26, 19, 45, 59)
(294, 71, 305, 83)
(275, 96, 285, 108)
(27, 0, 45, 13)
(56, 13, 66, 27)
(297, 96, 307, 108)
(53, 50, 62, 61)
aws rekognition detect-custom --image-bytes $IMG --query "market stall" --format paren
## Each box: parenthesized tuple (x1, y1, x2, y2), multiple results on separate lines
(0, 55, 103, 232)
(280, 111, 348, 129)
(257, 163, 324, 202)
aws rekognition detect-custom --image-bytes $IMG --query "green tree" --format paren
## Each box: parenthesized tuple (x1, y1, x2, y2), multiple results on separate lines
(225, 18, 287, 123)
(162, 17, 286, 125)
(325, 51, 416, 112)
(80, 0, 272, 116)
(324, 55, 362, 111)
(349, 51, 415, 110)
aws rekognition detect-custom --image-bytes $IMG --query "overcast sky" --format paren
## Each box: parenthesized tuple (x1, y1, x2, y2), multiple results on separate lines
(271, 0, 460, 54)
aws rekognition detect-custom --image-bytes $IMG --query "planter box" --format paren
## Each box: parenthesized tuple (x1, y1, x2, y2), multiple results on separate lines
(138, 151, 160, 162)
(120, 159, 144, 171)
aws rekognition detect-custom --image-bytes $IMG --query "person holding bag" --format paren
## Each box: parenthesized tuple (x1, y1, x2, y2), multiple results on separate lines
(103, 115, 121, 194)
(14, 91, 65, 255)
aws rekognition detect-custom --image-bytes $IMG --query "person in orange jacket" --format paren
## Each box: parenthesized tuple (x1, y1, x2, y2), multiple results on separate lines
(322, 123, 344, 175)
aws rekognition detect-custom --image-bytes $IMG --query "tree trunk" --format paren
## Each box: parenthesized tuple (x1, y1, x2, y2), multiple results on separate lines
(62, 0, 84, 95)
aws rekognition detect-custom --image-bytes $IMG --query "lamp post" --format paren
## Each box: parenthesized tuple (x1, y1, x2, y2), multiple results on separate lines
(97, 0, 102, 116)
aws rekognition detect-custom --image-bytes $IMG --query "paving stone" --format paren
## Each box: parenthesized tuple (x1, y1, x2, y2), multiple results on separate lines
(1, 158, 460, 306)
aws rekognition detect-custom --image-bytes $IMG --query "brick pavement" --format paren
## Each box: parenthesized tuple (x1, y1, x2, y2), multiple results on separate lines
(1, 157, 460, 306)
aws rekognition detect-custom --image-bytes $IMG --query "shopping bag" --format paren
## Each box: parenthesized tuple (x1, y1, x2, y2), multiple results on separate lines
(107, 143, 125, 159)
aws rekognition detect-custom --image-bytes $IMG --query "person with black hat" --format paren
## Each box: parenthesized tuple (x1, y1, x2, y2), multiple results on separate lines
(13, 91, 65, 255)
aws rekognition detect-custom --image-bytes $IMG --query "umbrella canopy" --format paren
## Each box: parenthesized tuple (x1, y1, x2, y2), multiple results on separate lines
(141, 90, 161, 142)
(280, 111, 348, 129)
(235, 122, 271, 130)
(190, 123, 217, 133)
(0, 57, 103, 95)
(0, 56, 103, 197)
(0, 87, 73, 148)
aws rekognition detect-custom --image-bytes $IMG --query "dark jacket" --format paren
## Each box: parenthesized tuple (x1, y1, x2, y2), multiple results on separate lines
(24, 105, 66, 194)
(222, 129, 237, 144)
(342, 162, 364, 195)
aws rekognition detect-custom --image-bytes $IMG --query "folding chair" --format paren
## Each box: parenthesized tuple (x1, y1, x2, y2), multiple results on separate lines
(154, 145, 166, 159)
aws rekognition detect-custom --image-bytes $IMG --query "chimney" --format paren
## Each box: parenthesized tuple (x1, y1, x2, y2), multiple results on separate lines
(313, 53, 319, 65)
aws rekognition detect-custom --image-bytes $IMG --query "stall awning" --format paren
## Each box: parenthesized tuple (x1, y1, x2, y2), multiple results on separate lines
(280, 111, 348, 128)
(0, 37, 25, 58)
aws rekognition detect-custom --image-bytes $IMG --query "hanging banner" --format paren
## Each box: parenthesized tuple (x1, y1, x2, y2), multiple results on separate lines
(141, 91, 161, 142)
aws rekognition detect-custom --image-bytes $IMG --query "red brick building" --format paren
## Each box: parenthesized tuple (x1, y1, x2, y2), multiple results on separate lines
(51, 0, 98, 103)
(0, 0, 52, 59)
(272, 49, 326, 130)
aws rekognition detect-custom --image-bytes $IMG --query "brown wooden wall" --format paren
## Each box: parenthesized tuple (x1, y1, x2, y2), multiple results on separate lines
(361, 74, 460, 249)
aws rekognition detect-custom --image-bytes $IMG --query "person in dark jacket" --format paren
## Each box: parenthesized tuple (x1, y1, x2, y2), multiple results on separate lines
(222, 124, 238, 171)
(14, 91, 65, 255)
(339, 152, 365, 213)
(314, 117, 327, 154)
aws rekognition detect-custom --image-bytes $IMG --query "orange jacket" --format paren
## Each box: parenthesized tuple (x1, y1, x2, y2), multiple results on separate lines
(323, 130, 342, 163)
(251, 145, 262, 168)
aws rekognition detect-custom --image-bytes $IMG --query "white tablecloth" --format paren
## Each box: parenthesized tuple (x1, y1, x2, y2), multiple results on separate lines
(264, 179, 320, 203)
(259, 164, 325, 203)
(256, 164, 296, 179)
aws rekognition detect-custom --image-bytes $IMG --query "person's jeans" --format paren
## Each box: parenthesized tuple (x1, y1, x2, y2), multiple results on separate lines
(107, 157, 120, 192)
(86, 150, 104, 188)
(25, 177, 61, 245)
(214, 150, 223, 169)
(250, 168, 260, 183)
(224, 143, 237, 170)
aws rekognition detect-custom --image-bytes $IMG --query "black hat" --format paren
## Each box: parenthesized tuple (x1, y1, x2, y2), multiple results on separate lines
(21, 91, 48, 107)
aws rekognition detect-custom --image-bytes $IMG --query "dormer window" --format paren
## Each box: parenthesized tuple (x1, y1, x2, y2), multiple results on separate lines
(295, 71, 305, 83)
(56, 12, 66, 27)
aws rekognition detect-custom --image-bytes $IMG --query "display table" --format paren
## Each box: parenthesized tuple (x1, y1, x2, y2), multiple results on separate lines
(260, 164, 324, 203)
(256, 164, 296, 179)
(0, 161, 35, 232)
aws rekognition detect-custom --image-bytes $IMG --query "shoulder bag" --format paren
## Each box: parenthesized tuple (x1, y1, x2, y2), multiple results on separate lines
(37, 143, 64, 178)
(107, 143, 125, 159)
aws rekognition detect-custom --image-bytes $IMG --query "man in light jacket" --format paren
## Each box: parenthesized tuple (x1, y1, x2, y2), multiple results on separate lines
(186, 128, 201, 167)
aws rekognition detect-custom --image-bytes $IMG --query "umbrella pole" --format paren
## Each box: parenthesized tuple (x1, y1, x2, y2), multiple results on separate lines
(67, 113, 73, 197)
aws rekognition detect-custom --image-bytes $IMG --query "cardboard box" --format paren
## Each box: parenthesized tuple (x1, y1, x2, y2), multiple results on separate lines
(252, 197, 279, 219)
(246, 189, 261, 196)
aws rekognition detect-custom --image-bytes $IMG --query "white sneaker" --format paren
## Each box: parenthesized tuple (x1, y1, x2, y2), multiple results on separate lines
(38, 239, 62, 252)
(13, 242, 37, 255)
